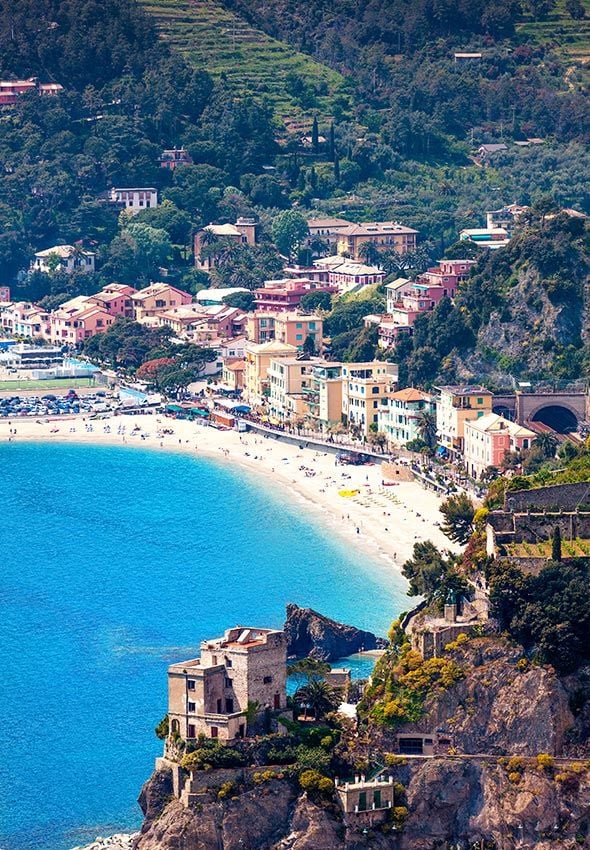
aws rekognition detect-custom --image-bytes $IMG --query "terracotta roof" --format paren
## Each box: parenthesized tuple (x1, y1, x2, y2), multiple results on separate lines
(390, 387, 432, 402)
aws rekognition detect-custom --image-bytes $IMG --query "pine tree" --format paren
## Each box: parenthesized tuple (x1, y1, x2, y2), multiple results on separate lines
(329, 122, 335, 160)
(311, 116, 319, 153)
(334, 156, 340, 184)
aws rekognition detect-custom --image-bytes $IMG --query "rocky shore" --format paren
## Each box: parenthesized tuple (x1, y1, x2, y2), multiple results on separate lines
(71, 834, 138, 850)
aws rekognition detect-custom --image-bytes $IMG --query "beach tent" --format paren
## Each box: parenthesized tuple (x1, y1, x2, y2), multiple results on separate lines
(215, 398, 251, 414)
(165, 404, 184, 413)
(190, 407, 210, 418)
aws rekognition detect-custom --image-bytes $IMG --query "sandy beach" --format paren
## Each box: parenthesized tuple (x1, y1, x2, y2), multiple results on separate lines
(0, 413, 458, 573)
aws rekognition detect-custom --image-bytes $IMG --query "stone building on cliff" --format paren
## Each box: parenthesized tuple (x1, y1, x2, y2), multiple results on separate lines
(167, 626, 288, 742)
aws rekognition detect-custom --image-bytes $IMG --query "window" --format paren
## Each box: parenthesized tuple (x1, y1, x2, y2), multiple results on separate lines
(187, 701, 196, 712)
(477, 397, 483, 404)
(187, 680, 196, 691)
(225, 697, 234, 713)
(263, 675, 273, 684)
(372, 386, 379, 393)
(225, 658, 232, 668)
(188, 724, 196, 738)
(212, 655, 218, 665)
(210, 726, 218, 739)
(296, 334, 303, 341)
(225, 677, 232, 688)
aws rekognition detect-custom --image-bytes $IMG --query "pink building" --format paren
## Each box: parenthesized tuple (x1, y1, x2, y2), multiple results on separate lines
(414, 259, 476, 297)
(160, 147, 193, 170)
(254, 278, 336, 312)
(91, 283, 136, 318)
(380, 259, 475, 348)
(50, 303, 114, 344)
(0, 286, 10, 302)
(131, 283, 193, 322)
(0, 78, 63, 107)
(464, 413, 537, 479)
(1, 302, 51, 339)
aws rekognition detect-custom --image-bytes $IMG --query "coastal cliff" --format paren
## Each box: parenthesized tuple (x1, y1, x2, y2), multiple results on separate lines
(284, 603, 385, 661)
(135, 632, 590, 850)
(135, 759, 590, 850)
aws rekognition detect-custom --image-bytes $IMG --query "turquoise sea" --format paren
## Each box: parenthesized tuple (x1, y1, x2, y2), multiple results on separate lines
(0, 443, 409, 850)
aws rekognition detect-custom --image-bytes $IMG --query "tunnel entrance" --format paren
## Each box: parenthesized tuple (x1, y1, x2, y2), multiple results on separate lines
(531, 405, 578, 434)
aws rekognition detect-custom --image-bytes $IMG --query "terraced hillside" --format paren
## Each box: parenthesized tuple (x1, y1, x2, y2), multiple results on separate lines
(139, 0, 347, 124)
(517, 0, 590, 62)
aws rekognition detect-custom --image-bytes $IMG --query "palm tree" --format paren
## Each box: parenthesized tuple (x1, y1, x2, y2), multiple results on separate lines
(417, 409, 437, 450)
(358, 241, 381, 266)
(295, 679, 340, 720)
(535, 431, 558, 459)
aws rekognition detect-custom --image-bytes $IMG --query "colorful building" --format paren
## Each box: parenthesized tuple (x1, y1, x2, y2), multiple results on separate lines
(306, 217, 355, 249)
(159, 147, 193, 170)
(464, 413, 536, 479)
(336, 221, 418, 260)
(131, 283, 193, 322)
(167, 626, 288, 742)
(341, 361, 399, 437)
(244, 339, 297, 405)
(303, 363, 343, 430)
(247, 313, 323, 352)
(435, 385, 494, 458)
(254, 278, 335, 312)
(268, 356, 322, 421)
(379, 387, 435, 447)
(1, 302, 50, 339)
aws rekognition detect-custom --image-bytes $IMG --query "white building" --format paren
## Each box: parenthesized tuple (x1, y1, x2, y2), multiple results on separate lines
(378, 387, 435, 447)
(32, 245, 96, 275)
(109, 187, 158, 214)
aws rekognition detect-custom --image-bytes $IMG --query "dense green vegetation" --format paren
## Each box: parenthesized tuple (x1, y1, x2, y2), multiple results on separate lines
(488, 558, 590, 673)
(138, 0, 348, 119)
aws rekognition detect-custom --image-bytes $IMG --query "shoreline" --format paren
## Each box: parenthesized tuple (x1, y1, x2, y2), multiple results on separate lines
(0, 413, 458, 574)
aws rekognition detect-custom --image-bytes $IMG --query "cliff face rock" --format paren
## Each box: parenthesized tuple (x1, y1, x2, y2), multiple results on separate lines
(374, 638, 576, 756)
(284, 603, 385, 661)
(135, 777, 299, 850)
(400, 759, 590, 850)
(135, 761, 590, 850)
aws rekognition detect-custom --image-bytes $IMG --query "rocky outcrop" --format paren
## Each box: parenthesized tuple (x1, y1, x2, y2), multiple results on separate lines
(134, 760, 590, 850)
(284, 603, 385, 661)
(373, 637, 576, 756)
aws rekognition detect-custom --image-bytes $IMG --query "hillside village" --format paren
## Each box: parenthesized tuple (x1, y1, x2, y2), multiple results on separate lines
(0, 187, 587, 485)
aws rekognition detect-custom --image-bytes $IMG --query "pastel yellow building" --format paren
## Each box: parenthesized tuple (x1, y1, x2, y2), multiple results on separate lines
(244, 339, 297, 406)
(336, 222, 418, 261)
(247, 313, 323, 352)
(268, 356, 323, 421)
(303, 363, 343, 430)
(435, 385, 494, 458)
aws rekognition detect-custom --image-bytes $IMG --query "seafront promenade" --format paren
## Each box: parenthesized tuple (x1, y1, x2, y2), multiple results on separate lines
(0, 412, 457, 568)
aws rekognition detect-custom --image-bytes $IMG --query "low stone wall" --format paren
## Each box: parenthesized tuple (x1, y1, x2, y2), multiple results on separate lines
(505, 482, 590, 513)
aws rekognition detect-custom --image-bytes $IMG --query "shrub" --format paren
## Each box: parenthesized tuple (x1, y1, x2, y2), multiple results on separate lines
(444, 632, 470, 652)
(298, 769, 334, 795)
(180, 743, 248, 771)
(295, 745, 331, 773)
(392, 805, 409, 826)
(217, 781, 237, 800)
(384, 753, 407, 766)
(155, 714, 169, 740)
(507, 756, 525, 772)
(253, 770, 281, 784)
(508, 771, 522, 783)
(516, 658, 529, 672)
(537, 753, 555, 770)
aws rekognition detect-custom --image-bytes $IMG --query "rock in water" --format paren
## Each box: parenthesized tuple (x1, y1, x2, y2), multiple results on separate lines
(284, 603, 385, 661)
